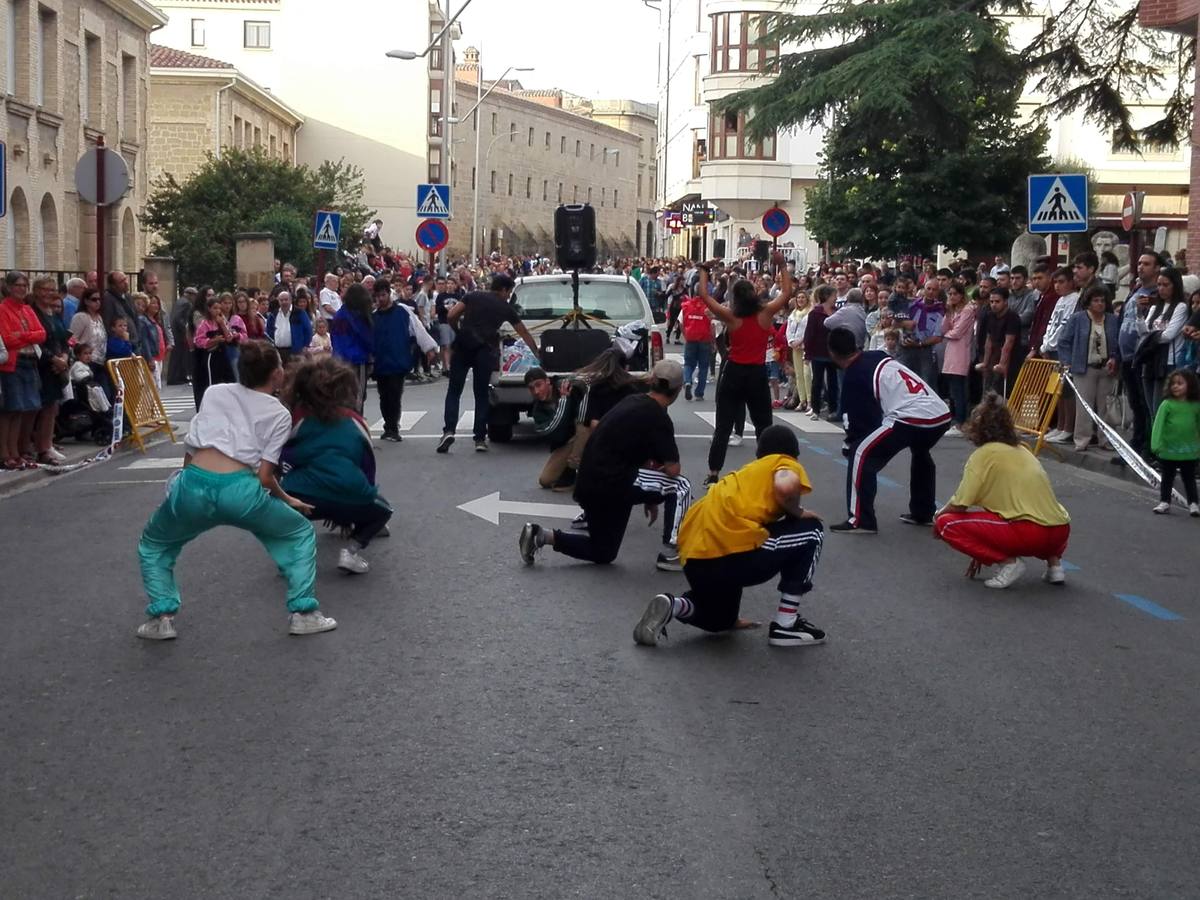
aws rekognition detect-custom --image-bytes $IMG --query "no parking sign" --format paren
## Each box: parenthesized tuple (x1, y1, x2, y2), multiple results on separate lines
(761, 206, 790, 238)
(415, 218, 449, 254)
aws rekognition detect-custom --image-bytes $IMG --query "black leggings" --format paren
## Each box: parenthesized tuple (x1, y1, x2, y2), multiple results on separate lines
(294, 493, 393, 549)
(192, 348, 234, 411)
(809, 358, 838, 416)
(1159, 459, 1199, 504)
(708, 361, 773, 473)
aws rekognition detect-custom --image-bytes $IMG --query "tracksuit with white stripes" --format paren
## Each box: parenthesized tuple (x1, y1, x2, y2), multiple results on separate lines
(842, 351, 951, 530)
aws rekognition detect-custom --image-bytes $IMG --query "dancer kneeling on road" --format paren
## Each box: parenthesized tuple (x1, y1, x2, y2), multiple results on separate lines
(525, 367, 582, 490)
(519, 359, 691, 572)
(633, 425, 826, 649)
(280, 356, 394, 576)
(134, 340, 336, 640)
(827, 327, 951, 534)
(933, 392, 1071, 589)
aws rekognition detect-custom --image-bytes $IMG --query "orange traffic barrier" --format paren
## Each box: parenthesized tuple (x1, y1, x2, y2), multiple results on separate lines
(106, 356, 177, 453)
(1007, 358, 1064, 457)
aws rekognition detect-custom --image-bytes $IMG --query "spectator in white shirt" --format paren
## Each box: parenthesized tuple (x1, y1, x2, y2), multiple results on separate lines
(319, 274, 341, 320)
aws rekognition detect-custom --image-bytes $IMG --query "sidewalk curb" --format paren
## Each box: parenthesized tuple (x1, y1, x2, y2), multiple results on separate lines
(0, 434, 174, 500)
(1035, 440, 1154, 491)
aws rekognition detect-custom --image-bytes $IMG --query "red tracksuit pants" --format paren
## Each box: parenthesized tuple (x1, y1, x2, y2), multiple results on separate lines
(934, 511, 1070, 565)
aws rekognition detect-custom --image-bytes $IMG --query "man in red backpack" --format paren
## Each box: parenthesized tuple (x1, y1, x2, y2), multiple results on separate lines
(681, 290, 715, 400)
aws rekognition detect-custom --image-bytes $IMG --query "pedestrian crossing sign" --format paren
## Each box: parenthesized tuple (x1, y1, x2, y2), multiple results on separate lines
(416, 183, 451, 219)
(313, 210, 342, 250)
(1028, 174, 1088, 234)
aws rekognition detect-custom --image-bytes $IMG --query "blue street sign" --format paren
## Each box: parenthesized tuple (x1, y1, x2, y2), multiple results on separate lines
(761, 206, 791, 238)
(416, 183, 451, 219)
(415, 218, 449, 253)
(313, 210, 341, 250)
(1028, 174, 1088, 234)
(0, 141, 6, 219)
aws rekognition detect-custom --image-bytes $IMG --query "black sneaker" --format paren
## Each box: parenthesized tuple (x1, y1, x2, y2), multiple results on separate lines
(436, 433, 455, 453)
(655, 550, 682, 572)
(685, 384, 693, 401)
(830, 519, 876, 534)
(633, 593, 674, 647)
(768, 618, 826, 648)
(474, 439, 488, 452)
(899, 513, 931, 526)
(551, 468, 576, 492)
(380, 431, 402, 442)
(570, 512, 588, 531)
(518, 522, 543, 565)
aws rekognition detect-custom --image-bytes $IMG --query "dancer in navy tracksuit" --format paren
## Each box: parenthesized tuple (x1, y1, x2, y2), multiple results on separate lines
(826, 327, 951, 534)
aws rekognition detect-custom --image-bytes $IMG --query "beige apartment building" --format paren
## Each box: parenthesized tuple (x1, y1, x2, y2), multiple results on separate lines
(147, 44, 302, 186)
(2, 0, 167, 273)
(452, 49, 640, 258)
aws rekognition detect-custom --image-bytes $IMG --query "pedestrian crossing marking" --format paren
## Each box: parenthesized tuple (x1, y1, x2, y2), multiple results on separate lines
(1032, 177, 1085, 225)
(121, 457, 184, 470)
(693, 410, 844, 435)
(369, 411, 427, 434)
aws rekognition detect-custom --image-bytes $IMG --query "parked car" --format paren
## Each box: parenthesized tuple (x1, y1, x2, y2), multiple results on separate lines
(485, 273, 664, 442)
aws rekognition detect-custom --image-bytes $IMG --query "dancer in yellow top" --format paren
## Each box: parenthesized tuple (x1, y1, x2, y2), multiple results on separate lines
(633, 424, 826, 649)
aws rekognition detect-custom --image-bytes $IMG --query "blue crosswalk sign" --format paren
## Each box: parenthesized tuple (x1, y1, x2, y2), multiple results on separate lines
(313, 210, 341, 250)
(1028, 174, 1088, 234)
(416, 184, 451, 219)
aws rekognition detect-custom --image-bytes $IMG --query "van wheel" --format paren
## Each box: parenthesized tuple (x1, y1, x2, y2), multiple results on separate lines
(487, 423, 513, 443)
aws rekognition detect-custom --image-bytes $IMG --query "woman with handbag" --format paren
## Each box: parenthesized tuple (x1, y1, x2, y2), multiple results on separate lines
(1137, 267, 1190, 418)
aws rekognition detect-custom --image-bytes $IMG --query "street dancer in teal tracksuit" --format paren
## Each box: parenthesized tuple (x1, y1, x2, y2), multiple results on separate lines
(134, 340, 337, 640)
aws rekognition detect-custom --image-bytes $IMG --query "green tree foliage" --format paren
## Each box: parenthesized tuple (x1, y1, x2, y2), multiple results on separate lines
(721, 0, 1050, 257)
(145, 148, 372, 288)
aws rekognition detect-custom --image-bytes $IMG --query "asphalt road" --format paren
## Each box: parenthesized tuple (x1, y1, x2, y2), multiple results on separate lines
(2, 375, 1198, 899)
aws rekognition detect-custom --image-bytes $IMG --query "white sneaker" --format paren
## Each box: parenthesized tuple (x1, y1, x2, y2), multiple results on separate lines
(1048, 431, 1073, 444)
(944, 426, 964, 437)
(337, 547, 370, 574)
(288, 610, 338, 635)
(728, 434, 744, 447)
(1152, 502, 1170, 515)
(1043, 564, 1066, 586)
(1190, 503, 1200, 518)
(43, 447, 67, 463)
(136, 615, 177, 640)
(984, 558, 1026, 589)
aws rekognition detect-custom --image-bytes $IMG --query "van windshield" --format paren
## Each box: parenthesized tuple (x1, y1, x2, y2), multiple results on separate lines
(513, 280, 645, 321)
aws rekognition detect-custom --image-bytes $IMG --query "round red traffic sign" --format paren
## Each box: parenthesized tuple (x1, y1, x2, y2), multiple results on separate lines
(1121, 192, 1141, 231)
(415, 218, 449, 253)
(761, 206, 791, 238)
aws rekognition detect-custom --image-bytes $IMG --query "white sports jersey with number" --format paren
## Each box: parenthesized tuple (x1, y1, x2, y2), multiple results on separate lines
(872, 355, 951, 427)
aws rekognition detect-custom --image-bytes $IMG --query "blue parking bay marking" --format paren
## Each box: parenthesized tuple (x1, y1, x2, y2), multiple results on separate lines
(1112, 594, 1184, 621)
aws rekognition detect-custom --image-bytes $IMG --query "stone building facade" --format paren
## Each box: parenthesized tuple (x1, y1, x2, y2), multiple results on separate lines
(451, 50, 640, 258)
(147, 44, 302, 187)
(1, 0, 167, 273)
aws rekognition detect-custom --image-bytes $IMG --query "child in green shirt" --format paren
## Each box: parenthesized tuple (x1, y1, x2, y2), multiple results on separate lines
(1150, 368, 1200, 516)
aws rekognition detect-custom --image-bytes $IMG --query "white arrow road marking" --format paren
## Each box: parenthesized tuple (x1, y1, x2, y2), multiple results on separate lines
(457, 491, 582, 525)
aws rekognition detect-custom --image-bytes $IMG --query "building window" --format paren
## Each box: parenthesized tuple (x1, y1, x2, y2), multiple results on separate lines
(282, 141, 289, 160)
(560, 136, 566, 153)
(614, 189, 618, 208)
(590, 143, 595, 161)
(191, 18, 205, 47)
(545, 131, 551, 149)
(121, 53, 136, 132)
(575, 140, 581, 157)
(558, 182, 563, 203)
(601, 187, 606, 207)
(83, 32, 101, 122)
(708, 110, 776, 160)
(587, 187, 593, 204)
(452, 162, 457, 187)
(430, 84, 442, 137)
(507, 173, 513, 196)
(36, 7, 58, 109)
(491, 112, 497, 135)
(543, 180, 548, 201)
(637, 173, 643, 199)
(429, 147, 441, 182)
(6, 1, 19, 98)
(254, 126, 262, 147)
(526, 176, 532, 199)
(510, 124, 516, 142)
(710, 12, 777, 74)
(490, 170, 496, 193)
(528, 126, 534, 146)
(244, 20, 271, 49)
(612, 150, 620, 166)
(270, 134, 277, 156)
(573, 185, 578, 203)
(471, 167, 476, 190)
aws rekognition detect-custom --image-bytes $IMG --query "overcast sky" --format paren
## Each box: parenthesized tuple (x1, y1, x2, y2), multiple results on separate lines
(453, 0, 661, 104)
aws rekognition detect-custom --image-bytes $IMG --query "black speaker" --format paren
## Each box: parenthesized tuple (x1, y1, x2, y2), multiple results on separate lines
(712, 238, 727, 259)
(554, 204, 597, 271)
(753, 240, 771, 263)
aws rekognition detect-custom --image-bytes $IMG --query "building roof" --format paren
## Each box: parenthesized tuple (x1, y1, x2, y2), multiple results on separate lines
(149, 44, 235, 71)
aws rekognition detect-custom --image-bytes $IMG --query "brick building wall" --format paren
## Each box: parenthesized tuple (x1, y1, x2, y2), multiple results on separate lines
(0, 0, 166, 273)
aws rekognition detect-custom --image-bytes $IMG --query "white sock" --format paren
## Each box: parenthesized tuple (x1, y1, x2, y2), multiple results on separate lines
(774, 593, 803, 628)
(671, 596, 694, 620)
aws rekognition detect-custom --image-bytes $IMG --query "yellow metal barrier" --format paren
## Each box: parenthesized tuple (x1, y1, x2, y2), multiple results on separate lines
(106, 356, 177, 453)
(1006, 358, 1064, 457)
